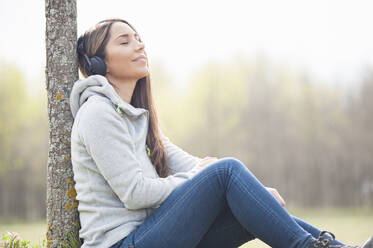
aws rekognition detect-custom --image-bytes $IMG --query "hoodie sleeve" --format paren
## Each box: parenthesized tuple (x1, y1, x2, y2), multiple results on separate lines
(79, 101, 202, 210)
(160, 130, 203, 175)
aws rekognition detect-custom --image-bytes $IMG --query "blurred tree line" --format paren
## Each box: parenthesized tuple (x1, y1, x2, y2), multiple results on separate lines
(0, 55, 372, 221)
(0, 61, 48, 221)
(154, 55, 373, 209)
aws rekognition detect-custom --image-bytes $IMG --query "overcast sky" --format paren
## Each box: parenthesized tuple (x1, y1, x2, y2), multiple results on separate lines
(1, 0, 373, 94)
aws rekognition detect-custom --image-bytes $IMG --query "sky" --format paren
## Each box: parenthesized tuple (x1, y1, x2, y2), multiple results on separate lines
(1, 0, 373, 95)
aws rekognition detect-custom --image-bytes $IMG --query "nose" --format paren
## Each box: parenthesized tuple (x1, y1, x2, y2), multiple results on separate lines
(135, 39, 145, 51)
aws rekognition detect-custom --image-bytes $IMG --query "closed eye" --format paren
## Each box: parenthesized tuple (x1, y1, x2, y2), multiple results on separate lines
(119, 36, 142, 45)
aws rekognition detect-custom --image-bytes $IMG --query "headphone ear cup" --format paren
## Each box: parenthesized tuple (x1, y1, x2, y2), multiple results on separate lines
(83, 56, 93, 76)
(90, 56, 107, 76)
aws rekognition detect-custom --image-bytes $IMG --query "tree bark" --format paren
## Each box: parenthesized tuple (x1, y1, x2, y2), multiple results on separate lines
(45, 0, 79, 247)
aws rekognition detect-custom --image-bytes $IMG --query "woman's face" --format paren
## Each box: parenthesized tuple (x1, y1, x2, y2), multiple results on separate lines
(105, 22, 148, 81)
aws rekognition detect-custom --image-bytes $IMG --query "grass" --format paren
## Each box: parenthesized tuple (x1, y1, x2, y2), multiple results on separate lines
(0, 206, 372, 247)
(239, 205, 373, 248)
(0, 220, 46, 247)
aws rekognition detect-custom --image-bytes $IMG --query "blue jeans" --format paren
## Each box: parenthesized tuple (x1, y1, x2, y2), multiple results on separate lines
(110, 157, 345, 248)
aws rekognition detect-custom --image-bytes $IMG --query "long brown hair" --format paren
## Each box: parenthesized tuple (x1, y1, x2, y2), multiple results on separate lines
(77, 18, 170, 178)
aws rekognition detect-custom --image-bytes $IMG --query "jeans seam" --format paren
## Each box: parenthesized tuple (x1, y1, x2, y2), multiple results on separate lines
(135, 167, 227, 244)
(234, 173, 300, 242)
(226, 162, 241, 193)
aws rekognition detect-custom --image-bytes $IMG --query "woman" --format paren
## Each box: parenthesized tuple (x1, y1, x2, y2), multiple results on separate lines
(70, 18, 372, 248)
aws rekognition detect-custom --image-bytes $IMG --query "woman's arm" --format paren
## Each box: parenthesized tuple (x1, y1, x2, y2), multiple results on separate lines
(79, 101, 201, 210)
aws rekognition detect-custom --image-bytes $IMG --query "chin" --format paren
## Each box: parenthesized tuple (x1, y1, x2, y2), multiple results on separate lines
(137, 69, 149, 79)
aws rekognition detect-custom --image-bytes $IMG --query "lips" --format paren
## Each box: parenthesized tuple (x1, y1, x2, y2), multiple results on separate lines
(133, 54, 147, 62)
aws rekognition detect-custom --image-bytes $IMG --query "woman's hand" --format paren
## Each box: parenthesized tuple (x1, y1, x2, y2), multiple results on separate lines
(265, 187, 286, 207)
(196, 156, 219, 168)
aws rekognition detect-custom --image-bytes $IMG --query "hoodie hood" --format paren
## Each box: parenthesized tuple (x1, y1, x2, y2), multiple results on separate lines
(69, 75, 148, 119)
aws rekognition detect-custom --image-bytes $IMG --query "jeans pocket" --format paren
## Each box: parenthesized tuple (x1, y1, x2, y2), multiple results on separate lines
(121, 236, 135, 248)
(111, 240, 134, 248)
(123, 241, 134, 248)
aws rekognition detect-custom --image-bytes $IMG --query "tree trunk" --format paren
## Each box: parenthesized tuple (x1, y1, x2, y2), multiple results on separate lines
(45, 0, 79, 247)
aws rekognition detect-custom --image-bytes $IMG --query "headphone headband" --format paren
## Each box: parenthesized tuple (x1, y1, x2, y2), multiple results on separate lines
(77, 35, 86, 55)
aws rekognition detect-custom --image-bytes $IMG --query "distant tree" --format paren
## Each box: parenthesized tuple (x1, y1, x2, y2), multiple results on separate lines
(0, 63, 28, 219)
(45, 0, 80, 247)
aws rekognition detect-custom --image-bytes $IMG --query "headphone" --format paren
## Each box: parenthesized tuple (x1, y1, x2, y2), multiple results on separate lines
(77, 35, 107, 76)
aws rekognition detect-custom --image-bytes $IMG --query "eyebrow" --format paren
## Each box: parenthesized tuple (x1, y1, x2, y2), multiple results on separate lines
(115, 33, 139, 40)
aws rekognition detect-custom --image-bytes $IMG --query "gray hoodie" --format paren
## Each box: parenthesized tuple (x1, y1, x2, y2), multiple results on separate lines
(69, 75, 203, 248)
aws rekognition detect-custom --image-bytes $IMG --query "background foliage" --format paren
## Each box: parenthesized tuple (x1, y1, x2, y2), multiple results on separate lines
(0, 54, 372, 223)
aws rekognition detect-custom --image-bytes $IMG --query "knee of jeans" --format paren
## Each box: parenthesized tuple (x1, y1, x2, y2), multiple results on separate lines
(214, 157, 247, 174)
